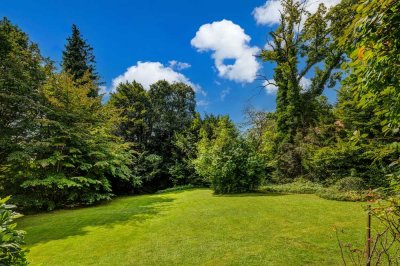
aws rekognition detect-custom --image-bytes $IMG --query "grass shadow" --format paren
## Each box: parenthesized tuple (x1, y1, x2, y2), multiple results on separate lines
(17, 195, 175, 246)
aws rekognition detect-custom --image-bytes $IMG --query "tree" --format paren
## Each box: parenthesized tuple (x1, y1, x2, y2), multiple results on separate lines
(339, 0, 399, 134)
(0, 18, 51, 203)
(62, 24, 100, 97)
(147, 81, 196, 189)
(0, 18, 49, 174)
(109, 81, 152, 149)
(3, 73, 136, 210)
(259, 0, 354, 179)
(194, 116, 265, 193)
(109, 80, 197, 191)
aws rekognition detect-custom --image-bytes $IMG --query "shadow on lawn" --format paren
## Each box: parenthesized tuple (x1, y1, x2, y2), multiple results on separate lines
(17, 195, 175, 246)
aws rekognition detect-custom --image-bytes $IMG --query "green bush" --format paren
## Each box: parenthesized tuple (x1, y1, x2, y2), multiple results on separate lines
(335, 176, 366, 191)
(316, 188, 367, 202)
(262, 179, 370, 202)
(211, 140, 265, 194)
(0, 197, 28, 265)
(262, 179, 323, 194)
(156, 185, 198, 194)
(194, 117, 265, 194)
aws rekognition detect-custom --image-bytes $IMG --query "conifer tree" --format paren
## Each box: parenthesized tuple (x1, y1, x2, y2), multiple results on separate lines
(62, 24, 100, 97)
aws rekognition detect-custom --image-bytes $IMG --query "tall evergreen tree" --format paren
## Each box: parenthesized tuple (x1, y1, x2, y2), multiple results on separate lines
(62, 24, 100, 97)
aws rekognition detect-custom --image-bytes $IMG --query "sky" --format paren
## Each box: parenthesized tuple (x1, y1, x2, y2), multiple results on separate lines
(1, 0, 340, 123)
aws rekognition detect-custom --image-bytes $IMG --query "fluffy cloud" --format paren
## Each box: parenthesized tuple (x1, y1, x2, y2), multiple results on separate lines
(263, 77, 311, 94)
(191, 19, 260, 83)
(253, 0, 340, 26)
(111, 61, 205, 95)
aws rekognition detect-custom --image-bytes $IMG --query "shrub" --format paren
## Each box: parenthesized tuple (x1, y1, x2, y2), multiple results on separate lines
(316, 188, 367, 202)
(262, 179, 372, 202)
(156, 185, 198, 194)
(194, 117, 265, 194)
(335, 176, 366, 192)
(0, 197, 28, 265)
(262, 179, 323, 194)
(211, 140, 265, 194)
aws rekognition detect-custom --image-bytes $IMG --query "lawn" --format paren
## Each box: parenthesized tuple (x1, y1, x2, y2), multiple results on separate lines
(17, 189, 367, 265)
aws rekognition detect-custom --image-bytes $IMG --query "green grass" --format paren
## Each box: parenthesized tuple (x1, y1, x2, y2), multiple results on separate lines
(18, 189, 367, 265)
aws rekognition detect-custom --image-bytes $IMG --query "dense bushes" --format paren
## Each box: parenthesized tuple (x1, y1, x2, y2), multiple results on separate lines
(194, 117, 265, 194)
(263, 179, 370, 202)
(0, 197, 27, 265)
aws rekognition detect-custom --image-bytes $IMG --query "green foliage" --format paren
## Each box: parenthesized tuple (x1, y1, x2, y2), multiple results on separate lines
(263, 179, 368, 202)
(340, 0, 400, 134)
(0, 197, 27, 266)
(263, 179, 323, 194)
(108, 81, 151, 146)
(0, 18, 49, 178)
(62, 24, 100, 96)
(315, 188, 367, 202)
(194, 117, 265, 194)
(259, 0, 353, 180)
(110, 80, 197, 191)
(3, 73, 136, 210)
(334, 177, 366, 192)
(155, 185, 197, 194)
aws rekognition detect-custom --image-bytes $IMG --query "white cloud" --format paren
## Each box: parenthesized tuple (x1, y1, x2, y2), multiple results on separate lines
(263, 79, 278, 94)
(263, 77, 312, 94)
(191, 19, 260, 83)
(253, 0, 341, 26)
(220, 88, 231, 101)
(111, 61, 205, 95)
(168, 60, 191, 70)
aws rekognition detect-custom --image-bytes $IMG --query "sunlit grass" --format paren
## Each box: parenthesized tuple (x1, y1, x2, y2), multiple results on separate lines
(18, 189, 367, 265)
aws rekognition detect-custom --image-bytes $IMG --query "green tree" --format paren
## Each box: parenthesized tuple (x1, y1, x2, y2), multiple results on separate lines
(194, 117, 265, 193)
(3, 73, 136, 210)
(339, 0, 399, 134)
(0, 18, 49, 177)
(259, 0, 354, 179)
(62, 24, 100, 97)
(147, 81, 196, 189)
(109, 81, 152, 149)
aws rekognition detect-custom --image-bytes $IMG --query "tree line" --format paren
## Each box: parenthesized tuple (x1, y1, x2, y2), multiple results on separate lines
(1, 0, 399, 212)
(0, 18, 263, 211)
(1, 0, 399, 264)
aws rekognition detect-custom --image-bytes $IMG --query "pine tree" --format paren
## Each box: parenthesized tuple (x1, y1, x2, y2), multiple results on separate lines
(62, 24, 100, 97)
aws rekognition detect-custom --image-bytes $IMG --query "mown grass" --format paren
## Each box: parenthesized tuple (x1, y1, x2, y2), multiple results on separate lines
(18, 189, 367, 265)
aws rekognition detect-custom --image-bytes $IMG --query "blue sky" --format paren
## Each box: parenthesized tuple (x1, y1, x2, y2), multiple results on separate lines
(1, 0, 339, 123)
